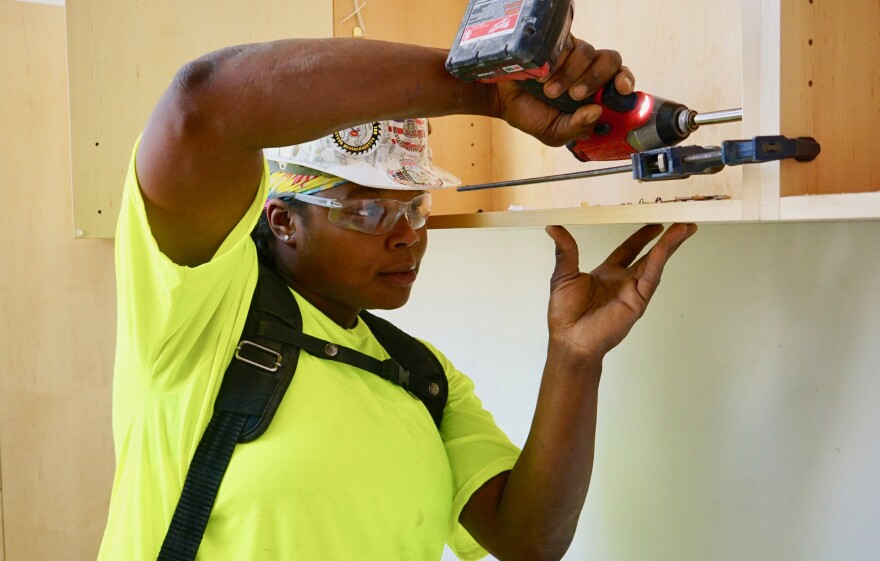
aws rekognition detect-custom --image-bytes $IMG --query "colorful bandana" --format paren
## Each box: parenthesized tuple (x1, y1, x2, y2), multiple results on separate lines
(266, 164, 349, 205)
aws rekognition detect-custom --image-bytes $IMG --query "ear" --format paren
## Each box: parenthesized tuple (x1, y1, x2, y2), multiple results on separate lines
(265, 199, 297, 244)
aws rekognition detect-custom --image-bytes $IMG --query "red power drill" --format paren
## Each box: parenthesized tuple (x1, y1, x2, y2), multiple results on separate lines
(445, 0, 738, 162)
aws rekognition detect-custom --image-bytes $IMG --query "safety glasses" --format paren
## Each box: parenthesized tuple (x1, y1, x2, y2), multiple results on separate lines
(287, 192, 432, 235)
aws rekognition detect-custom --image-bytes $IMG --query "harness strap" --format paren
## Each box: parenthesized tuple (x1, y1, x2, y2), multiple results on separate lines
(258, 320, 426, 392)
(157, 265, 447, 561)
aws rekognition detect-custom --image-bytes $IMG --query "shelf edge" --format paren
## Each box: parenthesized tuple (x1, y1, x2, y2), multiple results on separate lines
(428, 200, 745, 229)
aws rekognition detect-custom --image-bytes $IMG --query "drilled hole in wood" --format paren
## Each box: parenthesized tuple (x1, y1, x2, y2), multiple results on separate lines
(809, 39, 813, 46)
(808, 80, 814, 87)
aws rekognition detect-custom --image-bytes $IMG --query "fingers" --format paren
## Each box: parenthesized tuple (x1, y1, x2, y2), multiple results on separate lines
(601, 224, 664, 269)
(614, 66, 635, 95)
(545, 225, 581, 282)
(543, 38, 624, 102)
(636, 223, 698, 299)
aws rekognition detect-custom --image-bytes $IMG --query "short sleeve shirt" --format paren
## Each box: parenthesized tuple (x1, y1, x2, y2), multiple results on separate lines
(96, 139, 521, 561)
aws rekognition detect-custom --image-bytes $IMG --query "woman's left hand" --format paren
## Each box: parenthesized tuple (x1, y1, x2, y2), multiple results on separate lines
(544, 223, 698, 367)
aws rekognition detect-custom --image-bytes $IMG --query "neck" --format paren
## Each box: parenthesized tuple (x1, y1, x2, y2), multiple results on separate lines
(271, 264, 361, 329)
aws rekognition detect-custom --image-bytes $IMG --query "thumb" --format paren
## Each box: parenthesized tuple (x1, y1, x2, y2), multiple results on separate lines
(545, 225, 580, 282)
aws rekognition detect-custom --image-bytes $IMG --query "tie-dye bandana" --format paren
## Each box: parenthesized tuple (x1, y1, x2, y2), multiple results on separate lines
(266, 164, 348, 206)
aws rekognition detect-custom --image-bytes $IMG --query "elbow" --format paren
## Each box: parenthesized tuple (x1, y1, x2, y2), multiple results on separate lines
(497, 535, 573, 561)
(174, 45, 247, 97)
(520, 545, 570, 561)
(166, 46, 247, 135)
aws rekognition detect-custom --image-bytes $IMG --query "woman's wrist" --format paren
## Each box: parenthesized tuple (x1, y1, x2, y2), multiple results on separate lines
(545, 340, 604, 384)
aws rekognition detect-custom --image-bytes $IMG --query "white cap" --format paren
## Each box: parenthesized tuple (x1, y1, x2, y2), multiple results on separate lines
(264, 119, 461, 191)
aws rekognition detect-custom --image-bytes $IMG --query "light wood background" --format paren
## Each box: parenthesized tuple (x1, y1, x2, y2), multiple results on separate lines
(67, 0, 334, 238)
(1, 1, 115, 559)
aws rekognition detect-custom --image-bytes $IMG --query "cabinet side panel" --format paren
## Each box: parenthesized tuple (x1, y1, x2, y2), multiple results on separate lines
(67, 1, 334, 238)
(780, 0, 880, 196)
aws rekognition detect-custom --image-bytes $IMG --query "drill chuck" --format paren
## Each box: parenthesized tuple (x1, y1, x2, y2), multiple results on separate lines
(678, 107, 745, 136)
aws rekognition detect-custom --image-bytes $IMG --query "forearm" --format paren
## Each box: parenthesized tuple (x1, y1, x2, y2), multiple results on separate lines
(495, 346, 603, 560)
(170, 38, 499, 149)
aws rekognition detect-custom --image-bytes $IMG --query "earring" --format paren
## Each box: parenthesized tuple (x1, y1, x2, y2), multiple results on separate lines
(282, 234, 290, 242)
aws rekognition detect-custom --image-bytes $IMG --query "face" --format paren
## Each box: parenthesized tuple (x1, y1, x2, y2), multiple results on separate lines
(268, 183, 429, 328)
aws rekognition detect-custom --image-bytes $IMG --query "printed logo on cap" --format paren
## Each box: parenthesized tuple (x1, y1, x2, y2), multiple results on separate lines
(387, 159, 442, 188)
(332, 122, 382, 155)
(390, 119, 427, 153)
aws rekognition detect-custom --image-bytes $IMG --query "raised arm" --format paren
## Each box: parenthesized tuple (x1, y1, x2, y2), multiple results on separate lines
(135, 36, 628, 266)
(136, 39, 490, 266)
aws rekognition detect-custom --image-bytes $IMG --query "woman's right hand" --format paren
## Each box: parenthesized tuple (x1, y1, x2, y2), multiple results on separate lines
(492, 35, 635, 147)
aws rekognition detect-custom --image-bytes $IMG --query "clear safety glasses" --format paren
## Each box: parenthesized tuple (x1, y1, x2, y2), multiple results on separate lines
(287, 192, 432, 235)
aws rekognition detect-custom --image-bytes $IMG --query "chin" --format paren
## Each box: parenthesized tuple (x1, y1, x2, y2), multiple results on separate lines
(368, 290, 412, 311)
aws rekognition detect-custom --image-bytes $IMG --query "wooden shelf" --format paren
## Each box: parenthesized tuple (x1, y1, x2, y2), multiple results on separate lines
(780, 193, 880, 222)
(430, 199, 744, 229)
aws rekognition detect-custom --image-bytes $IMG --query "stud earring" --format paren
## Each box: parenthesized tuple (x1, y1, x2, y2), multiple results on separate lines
(282, 234, 290, 242)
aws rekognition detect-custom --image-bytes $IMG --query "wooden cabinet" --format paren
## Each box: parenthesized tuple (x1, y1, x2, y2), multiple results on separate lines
(430, 0, 880, 228)
(66, 1, 880, 237)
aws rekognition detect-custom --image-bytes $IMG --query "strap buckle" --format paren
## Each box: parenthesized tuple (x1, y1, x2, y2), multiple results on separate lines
(235, 340, 282, 373)
(380, 359, 410, 389)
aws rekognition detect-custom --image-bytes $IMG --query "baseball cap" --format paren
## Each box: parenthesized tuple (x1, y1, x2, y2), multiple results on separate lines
(263, 118, 461, 191)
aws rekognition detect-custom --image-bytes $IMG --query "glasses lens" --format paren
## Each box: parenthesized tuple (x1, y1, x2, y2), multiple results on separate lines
(405, 193, 432, 230)
(329, 199, 390, 234)
(328, 193, 433, 235)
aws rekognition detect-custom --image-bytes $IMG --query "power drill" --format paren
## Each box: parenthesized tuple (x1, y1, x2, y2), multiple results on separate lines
(445, 0, 740, 162)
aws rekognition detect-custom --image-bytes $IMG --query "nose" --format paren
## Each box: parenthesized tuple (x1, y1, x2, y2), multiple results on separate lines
(386, 213, 421, 249)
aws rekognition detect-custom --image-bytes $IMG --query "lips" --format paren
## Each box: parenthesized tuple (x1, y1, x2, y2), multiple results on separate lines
(378, 264, 418, 287)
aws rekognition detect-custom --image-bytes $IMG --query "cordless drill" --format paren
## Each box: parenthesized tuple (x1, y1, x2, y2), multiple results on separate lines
(445, 0, 738, 162)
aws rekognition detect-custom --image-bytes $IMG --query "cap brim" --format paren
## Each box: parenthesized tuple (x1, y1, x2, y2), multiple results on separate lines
(285, 158, 460, 191)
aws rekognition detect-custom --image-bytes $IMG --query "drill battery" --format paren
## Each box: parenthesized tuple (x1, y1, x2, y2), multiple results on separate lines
(446, 0, 574, 83)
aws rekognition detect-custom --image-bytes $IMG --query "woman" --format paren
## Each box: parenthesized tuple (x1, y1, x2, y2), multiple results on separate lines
(98, 35, 696, 561)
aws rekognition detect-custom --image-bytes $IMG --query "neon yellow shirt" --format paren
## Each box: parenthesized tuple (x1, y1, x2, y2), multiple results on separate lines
(96, 141, 520, 561)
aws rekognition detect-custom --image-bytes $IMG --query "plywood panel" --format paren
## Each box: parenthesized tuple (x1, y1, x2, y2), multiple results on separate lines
(741, 0, 782, 221)
(67, 1, 335, 238)
(488, 0, 745, 214)
(0, 488, 4, 561)
(332, 0, 495, 216)
(1, 1, 116, 559)
(780, 0, 880, 196)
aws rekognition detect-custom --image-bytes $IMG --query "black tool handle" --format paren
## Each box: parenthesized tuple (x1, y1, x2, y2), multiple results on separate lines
(518, 78, 639, 114)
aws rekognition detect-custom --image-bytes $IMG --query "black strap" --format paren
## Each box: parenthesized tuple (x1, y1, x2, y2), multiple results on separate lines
(158, 266, 303, 560)
(359, 310, 448, 428)
(158, 265, 447, 561)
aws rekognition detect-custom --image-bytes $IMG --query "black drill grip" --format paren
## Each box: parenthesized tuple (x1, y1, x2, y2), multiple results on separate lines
(517, 78, 639, 114)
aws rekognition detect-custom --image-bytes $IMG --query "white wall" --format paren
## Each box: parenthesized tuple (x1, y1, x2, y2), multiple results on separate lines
(378, 221, 880, 561)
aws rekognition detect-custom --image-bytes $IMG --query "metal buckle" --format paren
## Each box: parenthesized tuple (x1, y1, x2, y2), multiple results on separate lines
(235, 340, 282, 373)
